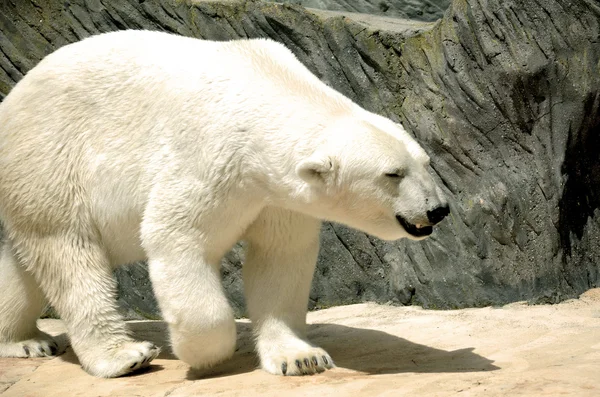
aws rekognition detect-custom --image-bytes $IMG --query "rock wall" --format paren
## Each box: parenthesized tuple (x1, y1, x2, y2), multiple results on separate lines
(396, 0, 600, 307)
(264, 0, 451, 21)
(0, 0, 599, 318)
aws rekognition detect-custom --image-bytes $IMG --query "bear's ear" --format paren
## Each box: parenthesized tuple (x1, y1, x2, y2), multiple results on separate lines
(296, 155, 334, 186)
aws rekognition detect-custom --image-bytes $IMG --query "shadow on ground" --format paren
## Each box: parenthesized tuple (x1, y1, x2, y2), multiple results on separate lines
(181, 322, 499, 378)
(56, 320, 497, 379)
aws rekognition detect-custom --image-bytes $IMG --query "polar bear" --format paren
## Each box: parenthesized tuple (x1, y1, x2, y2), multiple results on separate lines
(0, 30, 449, 378)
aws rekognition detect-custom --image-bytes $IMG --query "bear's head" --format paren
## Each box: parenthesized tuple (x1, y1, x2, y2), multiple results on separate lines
(296, 116, 449, 241)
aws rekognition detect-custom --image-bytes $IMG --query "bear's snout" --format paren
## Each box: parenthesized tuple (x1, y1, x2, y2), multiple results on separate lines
(426, 204, 450, 225)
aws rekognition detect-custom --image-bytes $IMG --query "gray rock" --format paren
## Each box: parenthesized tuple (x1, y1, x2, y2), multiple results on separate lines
(265, 0, 451, 21)
(0, 0, 599, 319)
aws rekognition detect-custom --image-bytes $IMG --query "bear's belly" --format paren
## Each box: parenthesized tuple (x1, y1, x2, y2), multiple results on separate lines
(90, 184, 148, 267)
(100, 213, 146, 267)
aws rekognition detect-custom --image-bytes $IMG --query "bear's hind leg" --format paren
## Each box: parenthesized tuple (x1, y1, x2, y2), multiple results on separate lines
(14, 233, 159, 377)
(243, 208, 334, 376)
(0, 238, 59, 357)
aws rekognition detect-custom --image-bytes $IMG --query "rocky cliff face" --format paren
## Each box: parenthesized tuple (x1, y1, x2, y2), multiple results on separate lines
(264, 0, 451, 21)
(396, 0, 600, 307)
(0, 0, 598, 318)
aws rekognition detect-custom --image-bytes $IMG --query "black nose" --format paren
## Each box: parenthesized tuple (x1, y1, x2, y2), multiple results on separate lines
(427, 205, 450, 224)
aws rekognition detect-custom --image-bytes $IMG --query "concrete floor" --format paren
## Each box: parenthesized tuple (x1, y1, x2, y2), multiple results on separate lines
(1, 289, 599, 396)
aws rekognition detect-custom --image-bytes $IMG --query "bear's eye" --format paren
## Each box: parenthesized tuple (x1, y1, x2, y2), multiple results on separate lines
(384, 169, 405, 179)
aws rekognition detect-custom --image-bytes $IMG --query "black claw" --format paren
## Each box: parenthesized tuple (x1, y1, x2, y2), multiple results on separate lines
(323, 355, 328, 365)
(23, 346, 30, 356)
(304, 358, 309, 368)
(281, 362, 288, 375)
(295, 359, 302, 369)
(130, 362, 138, 369)
(312, 356, 318, 366)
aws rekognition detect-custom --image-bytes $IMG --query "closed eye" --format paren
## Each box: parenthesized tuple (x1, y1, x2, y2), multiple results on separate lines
(384, 169, 405, 179)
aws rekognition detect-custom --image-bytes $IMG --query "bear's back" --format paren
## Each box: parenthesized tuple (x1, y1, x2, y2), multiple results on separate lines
(0, 31, 354, 233)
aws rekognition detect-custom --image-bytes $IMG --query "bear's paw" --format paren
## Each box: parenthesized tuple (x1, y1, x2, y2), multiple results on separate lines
(261, 343, 334, 376)
(84, 340, 160, 378)
(0, 331, 61, 358)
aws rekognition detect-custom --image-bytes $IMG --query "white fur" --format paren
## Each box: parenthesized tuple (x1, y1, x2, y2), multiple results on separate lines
(0, 30, 447, 377)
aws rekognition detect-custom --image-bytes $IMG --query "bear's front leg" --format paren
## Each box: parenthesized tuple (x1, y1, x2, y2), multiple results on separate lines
(147, 250, 237, 369)
(142, 185, 262, 371)
(243, 208, 335, 375)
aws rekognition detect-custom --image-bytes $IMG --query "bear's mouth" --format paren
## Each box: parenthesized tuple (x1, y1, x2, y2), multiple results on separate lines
(396, 215, 433, 237)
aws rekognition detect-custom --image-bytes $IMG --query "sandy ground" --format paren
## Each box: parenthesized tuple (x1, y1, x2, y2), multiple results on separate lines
(1, 289, 599, 397)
